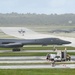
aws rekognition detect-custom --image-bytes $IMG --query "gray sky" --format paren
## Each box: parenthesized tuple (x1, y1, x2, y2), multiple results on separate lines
(0, 0, 75, 14)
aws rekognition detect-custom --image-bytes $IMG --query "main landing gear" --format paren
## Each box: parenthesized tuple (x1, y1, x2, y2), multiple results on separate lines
(12, 48, 21, 51)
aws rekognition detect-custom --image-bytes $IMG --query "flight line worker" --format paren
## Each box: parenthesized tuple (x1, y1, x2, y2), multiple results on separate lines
(46, 53, 50, 61)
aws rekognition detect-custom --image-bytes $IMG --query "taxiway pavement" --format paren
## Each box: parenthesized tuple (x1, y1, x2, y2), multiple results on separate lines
(0, 50, 75, 53)
(0, 64, 75, 69)
(0, 49, 75, 69)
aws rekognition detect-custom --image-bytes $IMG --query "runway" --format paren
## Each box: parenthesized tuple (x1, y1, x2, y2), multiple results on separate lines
(0, 56, 75, 69)
(0, 50, 75, 53)
(0, 64, 75, 69)
(0, 56, 45, 60)
(0, 56, 74, 60)
(0, 56, 46, 64)
(21, 50, 75, 52)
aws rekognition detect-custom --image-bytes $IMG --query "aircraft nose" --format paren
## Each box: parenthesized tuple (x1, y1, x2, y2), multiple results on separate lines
(64, 40, 71, 44)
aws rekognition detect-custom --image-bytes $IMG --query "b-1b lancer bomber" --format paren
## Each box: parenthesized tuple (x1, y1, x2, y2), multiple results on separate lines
(0, 27, 74, 51)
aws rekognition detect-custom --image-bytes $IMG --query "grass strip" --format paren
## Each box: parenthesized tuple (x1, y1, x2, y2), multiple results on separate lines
(0, 69, 75, 75)
(0, 52, 74, 56)
(0, 52, 55, 56)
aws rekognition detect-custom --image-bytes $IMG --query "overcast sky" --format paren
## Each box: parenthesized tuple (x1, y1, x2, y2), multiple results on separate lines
(0, 0, 75, 14)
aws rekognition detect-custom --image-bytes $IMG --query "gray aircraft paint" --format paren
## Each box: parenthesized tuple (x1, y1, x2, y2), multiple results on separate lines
(0, 38, 71, 48)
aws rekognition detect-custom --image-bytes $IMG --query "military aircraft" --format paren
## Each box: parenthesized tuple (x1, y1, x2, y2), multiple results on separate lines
(0, 27, 73, 51)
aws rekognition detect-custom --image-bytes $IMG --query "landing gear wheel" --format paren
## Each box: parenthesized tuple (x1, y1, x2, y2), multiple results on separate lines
(12, 48, 21, 51)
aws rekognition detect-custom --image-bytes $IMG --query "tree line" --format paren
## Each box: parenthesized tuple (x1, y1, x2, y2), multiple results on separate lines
(0, 13, 75, 26)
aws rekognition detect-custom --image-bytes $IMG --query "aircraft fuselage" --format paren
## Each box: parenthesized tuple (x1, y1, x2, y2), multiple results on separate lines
(0, 38, 71, 48)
